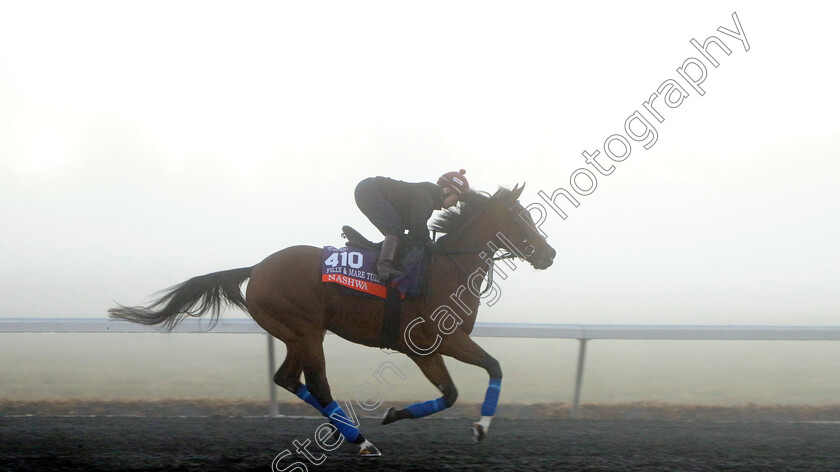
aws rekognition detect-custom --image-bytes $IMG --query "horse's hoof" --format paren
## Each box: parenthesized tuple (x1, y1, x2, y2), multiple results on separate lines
(471, 422, 485, 442)
(381, 407, 397, 425)
(358, 440, 381, 456)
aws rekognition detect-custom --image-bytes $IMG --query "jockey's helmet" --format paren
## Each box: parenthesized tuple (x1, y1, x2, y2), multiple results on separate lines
(437, 169, 470, 194)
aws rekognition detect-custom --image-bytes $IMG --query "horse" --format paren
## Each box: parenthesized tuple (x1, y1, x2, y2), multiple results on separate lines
(109, 183, 556, 456)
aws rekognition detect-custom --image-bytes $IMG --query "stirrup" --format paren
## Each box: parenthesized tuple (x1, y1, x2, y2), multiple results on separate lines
(377, 263, 403, 281)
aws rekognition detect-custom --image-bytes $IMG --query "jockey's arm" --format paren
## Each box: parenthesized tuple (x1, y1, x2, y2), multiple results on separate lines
(406, 194, 434, 244)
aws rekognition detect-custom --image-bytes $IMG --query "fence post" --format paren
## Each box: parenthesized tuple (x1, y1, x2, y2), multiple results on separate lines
(267, 334, 279, 417)
(572, 338, 588, 419)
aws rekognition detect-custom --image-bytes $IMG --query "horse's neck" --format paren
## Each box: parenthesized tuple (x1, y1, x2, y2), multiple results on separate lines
(437, 212, 500, 255)
(427, 219, 499, 331)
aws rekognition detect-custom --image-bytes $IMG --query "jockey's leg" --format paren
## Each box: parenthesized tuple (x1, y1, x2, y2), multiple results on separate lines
(437, 331, 502, 441)
(354, 177, 404, 280)
(382, 354, 457, 424)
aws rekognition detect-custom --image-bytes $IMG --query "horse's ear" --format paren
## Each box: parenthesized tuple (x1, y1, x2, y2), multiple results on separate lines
(511, 183, 525, 200)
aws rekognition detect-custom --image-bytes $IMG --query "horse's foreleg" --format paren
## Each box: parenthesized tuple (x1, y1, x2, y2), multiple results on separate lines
(437, 331, 502, 442)
(382, 354, 457, 424)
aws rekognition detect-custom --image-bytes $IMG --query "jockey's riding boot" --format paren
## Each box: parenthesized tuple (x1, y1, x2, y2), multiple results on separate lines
(377, 235, 403, 282)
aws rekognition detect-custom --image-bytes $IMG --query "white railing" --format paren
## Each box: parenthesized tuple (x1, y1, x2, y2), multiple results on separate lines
(2, 318, 840, 418)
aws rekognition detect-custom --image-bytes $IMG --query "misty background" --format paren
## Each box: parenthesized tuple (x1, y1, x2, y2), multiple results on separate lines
(1, 1, 838, 406)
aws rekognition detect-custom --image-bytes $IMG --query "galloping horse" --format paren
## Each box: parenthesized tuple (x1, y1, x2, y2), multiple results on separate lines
(109, 184, 556, 455)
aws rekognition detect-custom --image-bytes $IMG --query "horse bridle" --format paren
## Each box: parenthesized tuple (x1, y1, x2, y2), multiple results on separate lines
(430, 202, 532, 295)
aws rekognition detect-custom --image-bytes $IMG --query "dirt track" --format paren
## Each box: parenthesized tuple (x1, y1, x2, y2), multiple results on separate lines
(2, 415, 839, 472)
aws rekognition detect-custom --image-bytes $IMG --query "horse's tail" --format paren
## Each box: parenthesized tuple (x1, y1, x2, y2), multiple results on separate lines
(108, 267, 253, 331)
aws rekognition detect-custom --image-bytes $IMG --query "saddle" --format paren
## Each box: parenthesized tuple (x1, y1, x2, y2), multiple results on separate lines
(340, 225, 431, 298)
(335, 226, 433, 350)
(341, 225, 380, 252)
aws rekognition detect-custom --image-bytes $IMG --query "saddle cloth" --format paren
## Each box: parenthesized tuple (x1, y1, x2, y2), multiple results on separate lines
(321, 246, 387, 298)
(320, 226, 430, 298)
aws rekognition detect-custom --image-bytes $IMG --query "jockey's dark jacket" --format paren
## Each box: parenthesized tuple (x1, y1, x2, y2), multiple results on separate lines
(375, 177, 443, 243)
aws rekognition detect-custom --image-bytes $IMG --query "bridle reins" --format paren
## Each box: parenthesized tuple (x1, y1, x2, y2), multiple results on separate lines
(429, 203, 528, 295)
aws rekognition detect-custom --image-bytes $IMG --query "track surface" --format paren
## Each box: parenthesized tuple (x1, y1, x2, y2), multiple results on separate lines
(1, 416, 839, 471)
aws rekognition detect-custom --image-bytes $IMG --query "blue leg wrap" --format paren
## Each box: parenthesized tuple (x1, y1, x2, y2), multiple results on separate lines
(405, 397, 447, 419)
(481, 378, 502, 417)
(324, 401, 360, 443)
(295, 385, 328, 415)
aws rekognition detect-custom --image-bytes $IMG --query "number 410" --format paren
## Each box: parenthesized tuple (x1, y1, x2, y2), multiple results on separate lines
(325, 251, 364, 269)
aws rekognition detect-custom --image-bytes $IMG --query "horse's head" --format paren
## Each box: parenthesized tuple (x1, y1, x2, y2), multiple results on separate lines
(491, 184, 556, 270)
(431, 184, 557, 270)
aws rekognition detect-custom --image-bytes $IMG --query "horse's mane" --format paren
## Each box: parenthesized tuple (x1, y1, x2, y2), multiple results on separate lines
(429, 187, 513, 236)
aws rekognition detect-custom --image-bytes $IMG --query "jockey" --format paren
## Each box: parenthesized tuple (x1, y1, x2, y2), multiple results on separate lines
(354, 169, 470, 281)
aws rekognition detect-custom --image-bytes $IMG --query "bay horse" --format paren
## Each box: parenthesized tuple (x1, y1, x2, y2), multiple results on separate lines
(109, 184, 555, 455)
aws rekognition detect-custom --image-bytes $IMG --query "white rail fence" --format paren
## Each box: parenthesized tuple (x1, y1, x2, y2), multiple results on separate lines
(3, 318, 840, 418)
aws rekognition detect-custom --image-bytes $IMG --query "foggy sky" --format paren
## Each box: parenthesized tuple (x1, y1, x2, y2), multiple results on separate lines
(1, 1, 837, 326)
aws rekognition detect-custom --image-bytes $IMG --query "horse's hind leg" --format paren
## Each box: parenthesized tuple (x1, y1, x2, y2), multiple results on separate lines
(273, 345, 303, 393)
(297, 337, 381, 456)
(382, 354, 457, 424)
(272, 344, 330, 414)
